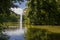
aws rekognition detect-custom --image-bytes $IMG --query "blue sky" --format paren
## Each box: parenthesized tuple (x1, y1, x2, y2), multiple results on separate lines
(13, 0, 27, 9)
(11, 0, 27, 15)
(19, 1, 27, 9)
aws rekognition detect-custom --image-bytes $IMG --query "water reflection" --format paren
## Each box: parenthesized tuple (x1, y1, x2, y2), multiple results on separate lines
(3, 28, 25, 40)
(3, 7, 26, 40)
(9, 33, 24, 40)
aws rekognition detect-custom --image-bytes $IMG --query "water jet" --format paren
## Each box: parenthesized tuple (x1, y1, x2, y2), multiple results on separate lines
(3, 8, 26, 40)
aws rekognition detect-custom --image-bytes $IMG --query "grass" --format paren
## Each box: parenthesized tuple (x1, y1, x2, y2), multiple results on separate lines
(2, 22, 60, 33)
(3, 22, 20, 26)
(26, 26, 60, 40)
(26, 25, 60, 33)
(2, 22, 20, 29)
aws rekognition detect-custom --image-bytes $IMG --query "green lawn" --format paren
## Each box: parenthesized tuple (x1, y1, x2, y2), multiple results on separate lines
(3, 22, 19, 26)
(1, 22, 20, 29)
(26, 25, 60, 33)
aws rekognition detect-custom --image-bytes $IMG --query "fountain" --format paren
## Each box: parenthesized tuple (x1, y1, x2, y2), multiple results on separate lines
(3, 8, 26, 40)
(20, 12, 23, 29)
(11, 8, 23, 29)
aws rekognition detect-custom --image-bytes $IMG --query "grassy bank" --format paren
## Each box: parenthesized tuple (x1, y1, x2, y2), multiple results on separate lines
(0, 22, 20, 29)
(26, 28, 60, 40)
(3, 22, 20, 26)
(25, 25, 60, 40)
(25, 25, 60, 33)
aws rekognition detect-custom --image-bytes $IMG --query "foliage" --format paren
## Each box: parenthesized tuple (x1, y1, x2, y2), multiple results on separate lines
(0, 25, 9, 40)
(0, 33, 9, 40)
(0, 13, 19, 23)
(7, 13, 20, 22)
(25, 28, 60, 40)
(0, 0, 24, 23)
(0, 0, 24, 14)
(0, 0, 24, 40)
(27, 0, 60, 25)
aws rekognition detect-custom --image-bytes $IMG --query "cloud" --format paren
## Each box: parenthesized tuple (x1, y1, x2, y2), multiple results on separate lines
(11, 8, 23, 15)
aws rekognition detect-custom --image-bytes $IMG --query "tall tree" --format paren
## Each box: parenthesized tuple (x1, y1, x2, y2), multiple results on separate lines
(0, 0, 24, 14)
(0, 0, 24, 23)
(27, 0, 60, 25)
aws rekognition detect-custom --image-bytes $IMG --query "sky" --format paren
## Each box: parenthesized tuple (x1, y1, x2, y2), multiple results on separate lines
(13, 0, 27, 9)
(11, 0, 27, 15)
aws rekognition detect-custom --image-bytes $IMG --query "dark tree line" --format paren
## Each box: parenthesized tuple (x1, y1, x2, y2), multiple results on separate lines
(27, 0, 60, 25)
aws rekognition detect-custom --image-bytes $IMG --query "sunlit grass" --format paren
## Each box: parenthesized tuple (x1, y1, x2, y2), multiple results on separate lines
(1, 22, 20, 29)
(3, 22, 19, 26)
(25, 25, 60, 33)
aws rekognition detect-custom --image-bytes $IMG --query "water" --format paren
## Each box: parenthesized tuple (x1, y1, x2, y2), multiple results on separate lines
(4, 29, 25, 40)
(3, 8, 26, 40)
(20, 14, 23, 29)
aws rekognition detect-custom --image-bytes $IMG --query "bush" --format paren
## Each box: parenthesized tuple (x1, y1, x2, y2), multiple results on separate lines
(25, 28, 60, 40)
(0, 33, 9, 40)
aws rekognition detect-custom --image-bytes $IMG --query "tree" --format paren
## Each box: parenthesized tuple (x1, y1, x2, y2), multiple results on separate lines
(0, 0, 24, 23)
(27, 0, 60, 25)
(0, 0, 24, 40)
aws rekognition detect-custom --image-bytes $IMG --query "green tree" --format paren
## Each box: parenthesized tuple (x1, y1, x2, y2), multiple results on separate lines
(0, 0, 24, 40)
(27, 0, 60, 25)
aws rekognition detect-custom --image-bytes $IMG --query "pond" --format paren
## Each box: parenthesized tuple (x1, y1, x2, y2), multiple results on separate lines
(3, 7, 27, 40)
(3, 28, 26, 40)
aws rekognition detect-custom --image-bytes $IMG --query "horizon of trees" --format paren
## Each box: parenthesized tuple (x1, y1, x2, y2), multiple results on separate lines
(26, 0, 60, 25)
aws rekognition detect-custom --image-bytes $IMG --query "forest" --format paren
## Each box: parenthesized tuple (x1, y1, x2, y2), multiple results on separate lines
(0, 0, 60, 40)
